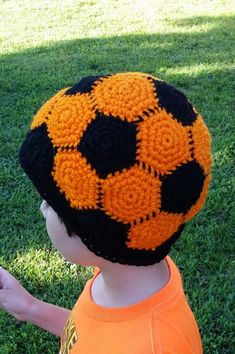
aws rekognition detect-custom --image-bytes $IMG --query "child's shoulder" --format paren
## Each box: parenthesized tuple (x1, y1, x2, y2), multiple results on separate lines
(150, 258, 203, 353)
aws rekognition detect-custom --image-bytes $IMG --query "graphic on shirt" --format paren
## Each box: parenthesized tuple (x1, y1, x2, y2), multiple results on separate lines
(61, 314, 78, 354)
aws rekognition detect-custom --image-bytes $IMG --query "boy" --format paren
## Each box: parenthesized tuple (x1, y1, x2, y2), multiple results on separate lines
(0, 72, 211, 353)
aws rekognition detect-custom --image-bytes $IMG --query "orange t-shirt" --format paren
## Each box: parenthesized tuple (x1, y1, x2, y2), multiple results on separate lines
(60, 257, 203, 354)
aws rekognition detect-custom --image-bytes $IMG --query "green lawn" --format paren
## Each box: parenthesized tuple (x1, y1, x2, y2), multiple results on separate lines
(0, 1, 234, 353)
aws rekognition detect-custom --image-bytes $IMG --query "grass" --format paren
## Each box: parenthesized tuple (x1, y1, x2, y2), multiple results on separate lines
(0, 0, 234, 353)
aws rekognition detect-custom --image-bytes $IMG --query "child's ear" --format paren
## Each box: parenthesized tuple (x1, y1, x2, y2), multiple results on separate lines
(40, 200, 49, 218)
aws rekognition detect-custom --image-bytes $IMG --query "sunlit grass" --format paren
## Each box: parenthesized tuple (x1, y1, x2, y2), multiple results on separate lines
(165, 62, 235, 75)
(1, 0, 234, 53)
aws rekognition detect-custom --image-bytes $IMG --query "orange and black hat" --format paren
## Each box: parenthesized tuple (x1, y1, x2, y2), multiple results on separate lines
(19, 73, 212, 266)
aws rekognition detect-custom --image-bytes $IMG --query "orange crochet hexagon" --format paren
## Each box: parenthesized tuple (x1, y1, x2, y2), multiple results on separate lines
(31, 88, 68, 130)
(47, 93, 95, 148)
(52, 150, 99, 209)
(192, 115, 212, 175)
(126, 212, 184, 250)
(92, 73, 157, 122)
(184, 174, 211, 223)
(137, 109, 192, 174)
(102, 165, 161, 223)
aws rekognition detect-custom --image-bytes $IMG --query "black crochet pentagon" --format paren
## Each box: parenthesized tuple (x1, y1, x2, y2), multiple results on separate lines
(152, 79, 197, 126)
(64, 76, 104, 95)
(71, 209, 184, 266)
(19, 124, 57, 202)
(72, 209, 129, 254)
(78, 113, 137, 178)
(19, 124, 55, 184)
(161, 161, 205, 213)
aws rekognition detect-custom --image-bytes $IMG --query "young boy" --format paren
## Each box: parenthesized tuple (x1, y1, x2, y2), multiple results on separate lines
(0, 73, 211, 353)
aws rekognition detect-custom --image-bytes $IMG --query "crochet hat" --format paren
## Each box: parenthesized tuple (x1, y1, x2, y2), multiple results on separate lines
(19, 72, 212, 266)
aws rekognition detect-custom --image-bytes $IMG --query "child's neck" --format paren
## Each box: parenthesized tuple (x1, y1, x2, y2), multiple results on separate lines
(91, 258, 170, 308)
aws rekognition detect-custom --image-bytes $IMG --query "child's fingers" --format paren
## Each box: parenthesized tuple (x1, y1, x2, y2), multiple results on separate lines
(0, 266, 8, 283)
(0, 289, 8, 306)
(0, 267, 4, 288)
(0, 266, 8, 276)
(0, 267, 18, 289)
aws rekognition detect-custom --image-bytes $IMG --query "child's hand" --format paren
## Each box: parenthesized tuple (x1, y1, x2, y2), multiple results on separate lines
(0, 267, 70, 335)
(0, 267, 35, 321)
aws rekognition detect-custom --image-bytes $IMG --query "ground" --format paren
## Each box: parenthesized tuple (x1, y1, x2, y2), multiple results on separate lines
(0, 1, 234, 353)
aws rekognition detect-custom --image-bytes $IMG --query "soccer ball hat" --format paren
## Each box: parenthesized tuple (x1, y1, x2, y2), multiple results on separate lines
(19, 73, 212, 266)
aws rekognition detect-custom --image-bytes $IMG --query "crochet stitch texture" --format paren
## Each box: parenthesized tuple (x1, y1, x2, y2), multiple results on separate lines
(19, 72, 212, 266)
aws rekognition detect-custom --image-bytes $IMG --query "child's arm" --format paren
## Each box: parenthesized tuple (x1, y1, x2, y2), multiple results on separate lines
(0, 267, 70, 336)
(22, 298, 71, 336)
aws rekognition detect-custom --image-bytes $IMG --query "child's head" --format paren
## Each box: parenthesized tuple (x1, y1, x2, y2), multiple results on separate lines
(19, 72, 212, 267)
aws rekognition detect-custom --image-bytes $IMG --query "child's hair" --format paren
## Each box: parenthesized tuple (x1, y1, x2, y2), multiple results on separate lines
(19, 72, 211, 266)
(58, 215, 74, 236)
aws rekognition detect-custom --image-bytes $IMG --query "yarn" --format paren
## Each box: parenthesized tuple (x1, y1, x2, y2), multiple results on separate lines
(19, 72, 212, 265)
